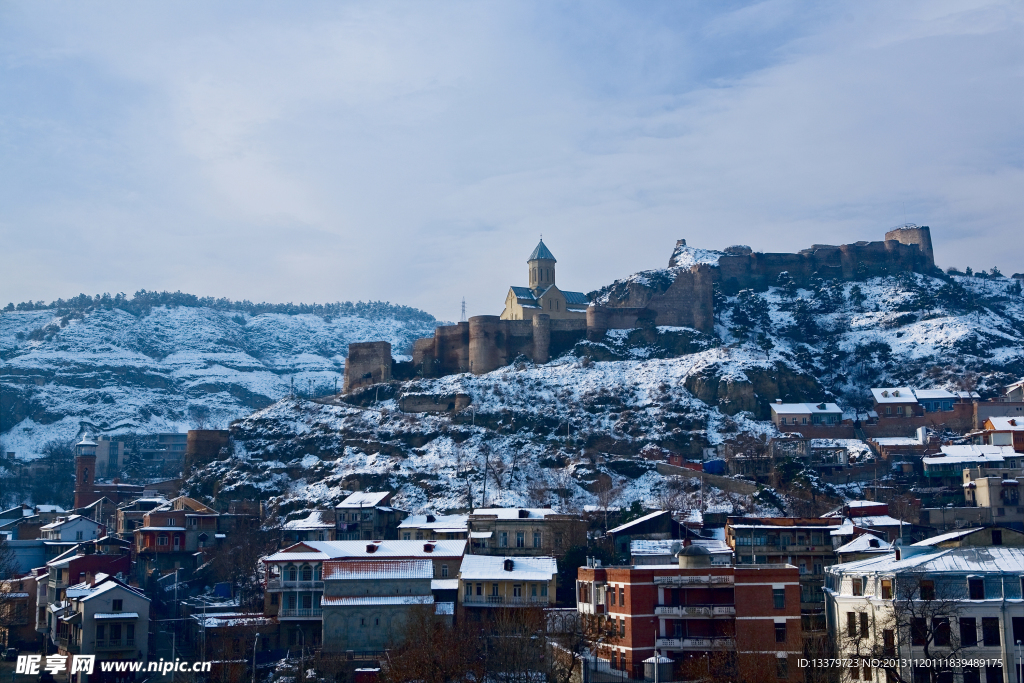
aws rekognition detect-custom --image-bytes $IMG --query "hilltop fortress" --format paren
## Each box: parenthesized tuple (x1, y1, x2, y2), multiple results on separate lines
(343, 225, 935, 392)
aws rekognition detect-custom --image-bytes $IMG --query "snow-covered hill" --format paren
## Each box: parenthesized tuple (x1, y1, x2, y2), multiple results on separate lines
(0, 299, 441, 458)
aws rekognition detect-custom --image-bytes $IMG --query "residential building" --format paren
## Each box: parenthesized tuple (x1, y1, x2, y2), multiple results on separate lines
(834, 533, 891, 563)
(824, 546, 1024, 683)
(0, 574, 38, 649)
(321, 559, 440, 653)
(725, 517, 841, 632)
(114, 496, 169, 536)
(283, 510, 336, 544)
(922, 445, 1019, 487)
(963, 466, 1023, 511)
(335, 491, 408, 541)
(607, 510, 698, 556)
(54, 575, 150, 677)
(398, 514, 468, 541)
(575, 549, 803, 681)
(458, 555, 557, 622)
(978, 416, 1024, 451)
(40, 515, 106, 543)
(870, 388, 922, 417)
(770, 401, 844, 430)
(467, 508, 586, 557)
(261, 539, 465, 651)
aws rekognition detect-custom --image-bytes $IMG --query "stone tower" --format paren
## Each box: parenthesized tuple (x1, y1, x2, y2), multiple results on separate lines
(885, 224, 935, 269)
(528, 239, 557, 290)
(74, 433, 97, 509)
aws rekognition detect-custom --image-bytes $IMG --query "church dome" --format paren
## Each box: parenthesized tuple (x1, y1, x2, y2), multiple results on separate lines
(528, 239, 556, 262)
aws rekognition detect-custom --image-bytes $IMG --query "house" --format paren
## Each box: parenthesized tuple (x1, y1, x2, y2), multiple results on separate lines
(283, 510, 336, 544)
(979, 416, 1024, 451)
(909, 525, 1024, 549)
(467, 508, 586, 557)
(457, 555, 557, 621)
(770, 401, 843, 430)
(114, 496, 168, 536)
(1004, 379, 1024, 403)
(606, 510, 697, 557)
(37, 542, 133, 638)
(261, 539, 466, 652)
(55, 575, 151, 675)
(40, 515, 106, 543)
(398, 514, 468, 541)
(870, 387, 921, 418)
(576, 552, 803, 681)
(834, 533, 890, 563)
(335, 491, 408, 541)
(922, 445, 1018, 487)
(824, 546, 1024, 683)
(321, 559, 440, 653)
(499, 240, 589, 321)
(0, 574, 38, 649)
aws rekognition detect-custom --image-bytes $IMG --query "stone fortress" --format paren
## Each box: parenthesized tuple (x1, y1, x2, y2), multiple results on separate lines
(343, 225, 936, 393)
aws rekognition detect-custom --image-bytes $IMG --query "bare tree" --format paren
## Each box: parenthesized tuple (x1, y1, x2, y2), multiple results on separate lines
(545, 610, 616, 683)
(210, 515, 280, 610)
(189, 403, 212, 430)
(382, 605, 485, 683)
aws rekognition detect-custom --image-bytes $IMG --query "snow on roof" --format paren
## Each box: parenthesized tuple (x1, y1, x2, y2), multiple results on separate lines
(94, 612, 140, 620)
(41, 514, 97, 530)
(835, 533, 890, 554)
(831, 546, 1024, 575)
(137, 526, 187, 532)
(986, 417, 1024, 431)
(284, 511, 334, 530)
(193, 613, 274, 628)
(608, 510, 669, 534)
(321, 595, 434, 606)
(911, 528, 983, 546)
(263, 540, 466, 563)
(470, 508, 561, 520)
(925, 445, 1015, 465)
(913, 389, 958, 400)
(871, 388, 918, 404)
(323, 559, 433, 581)
(459, 555, 558, 581)
(398, 514, 468, 531)
(435, 601, 455, 615)
(79, 580, 149, 603)
(337, 491, 390, 508)
(872, 437, 924, 446)
(431, 579, 459, 591)
(469, 531, 492, 539)
(630, 539, 731, 556)
(770, 402, 842, 415)
(36, 505, 66, 513)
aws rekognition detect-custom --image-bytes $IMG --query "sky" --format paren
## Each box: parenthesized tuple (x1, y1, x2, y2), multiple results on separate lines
(1, 1, 1022, 322)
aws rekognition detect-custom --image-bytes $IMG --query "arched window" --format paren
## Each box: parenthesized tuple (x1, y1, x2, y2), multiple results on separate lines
(301, 565, 312, 581)
(314, 565, 322, 581)
(287, 565, 297, 582)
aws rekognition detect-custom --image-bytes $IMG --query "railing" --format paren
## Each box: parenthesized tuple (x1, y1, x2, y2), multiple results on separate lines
(578, 602, 606, 615)
(279, 608, 323, 618)
(654, 605, 736, 617)
(463, 595, 549, 606)
(654, 575, 734, 585)
(655, 637, 735, 650)
(266, 580, 324, 591)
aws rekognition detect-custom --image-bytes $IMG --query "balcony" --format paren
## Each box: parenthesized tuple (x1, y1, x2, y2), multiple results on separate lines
(279, 608, 323, 619)
(655, 637, 735, 650)
(655, 605, 736, 617)
(654, 575, 734, 586)
(266, 579, 324, 591)
(578, 602, 606, 615)
(463, 595, 550, 607)
(58, 636, 81, 655)
(95, 639, 134, 650)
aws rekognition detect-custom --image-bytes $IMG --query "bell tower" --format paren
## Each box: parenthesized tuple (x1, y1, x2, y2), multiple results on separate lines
(74, 433, 97, 508)
(528, 238, 557, 291)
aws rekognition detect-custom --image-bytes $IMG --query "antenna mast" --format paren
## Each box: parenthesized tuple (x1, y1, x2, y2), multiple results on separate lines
(461, 297, 466, 323)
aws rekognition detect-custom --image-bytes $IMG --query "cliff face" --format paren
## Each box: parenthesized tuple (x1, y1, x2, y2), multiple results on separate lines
(0, 305, 439, 457)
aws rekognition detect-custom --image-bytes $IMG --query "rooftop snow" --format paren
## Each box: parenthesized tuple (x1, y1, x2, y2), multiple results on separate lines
(458, 555, 558, 581)
(323, 559, 433, 581)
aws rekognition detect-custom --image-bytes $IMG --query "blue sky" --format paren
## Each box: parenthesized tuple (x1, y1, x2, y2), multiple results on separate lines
(1, 1, 1022, 321)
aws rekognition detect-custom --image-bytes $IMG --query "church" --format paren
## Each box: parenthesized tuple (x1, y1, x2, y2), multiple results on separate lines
(499, 239, 590, 320)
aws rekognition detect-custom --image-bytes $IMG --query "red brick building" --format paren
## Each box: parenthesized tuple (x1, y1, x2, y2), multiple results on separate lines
(576, 548, 803, 682)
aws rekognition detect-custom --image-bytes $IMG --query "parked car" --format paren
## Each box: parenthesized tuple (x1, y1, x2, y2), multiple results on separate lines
(3, 647, 18, 661)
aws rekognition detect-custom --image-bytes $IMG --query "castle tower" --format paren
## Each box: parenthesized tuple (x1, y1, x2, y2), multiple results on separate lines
(885, 224, 935, 269)
(74, 433, 98, 508)
(528, 239, 557, 290)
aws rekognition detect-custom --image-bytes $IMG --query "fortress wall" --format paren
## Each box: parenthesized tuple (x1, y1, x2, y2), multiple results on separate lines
(468, 316, 505, 374)
(885, 225, 934, 268)
(411, 338, 435, 376)
(549, 318, 587, 356)
(434, 322, 469, 376)
(343, 341, 393, 393)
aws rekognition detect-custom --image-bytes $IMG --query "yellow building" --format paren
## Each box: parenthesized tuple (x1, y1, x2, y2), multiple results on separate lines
(500, 239, 589, 321)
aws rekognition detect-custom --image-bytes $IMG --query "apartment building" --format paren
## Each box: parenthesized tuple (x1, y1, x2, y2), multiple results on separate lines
(467, 508, 585, 557)
(575, 548, 803, 682)
(825, 545, 1024, 683)
(457, 555, 557, 620)
(335, 491, 408, 541)
(923, 445, 1020, 487)
(398, 514, 468, 541)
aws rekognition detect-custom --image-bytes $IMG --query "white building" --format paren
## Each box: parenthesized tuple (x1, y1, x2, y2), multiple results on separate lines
(825, 546, 1024, 683)
(40, 515, 105, 542)
(398, 514, 468, 541)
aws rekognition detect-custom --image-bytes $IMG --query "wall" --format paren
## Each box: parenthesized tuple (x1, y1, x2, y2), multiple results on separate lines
(184, 430, 230, 473)
(343, 342, 393, 393)
(655, 462, 758, 495)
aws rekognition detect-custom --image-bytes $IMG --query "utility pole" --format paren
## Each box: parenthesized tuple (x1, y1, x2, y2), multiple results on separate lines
(253, 632, 260, 683)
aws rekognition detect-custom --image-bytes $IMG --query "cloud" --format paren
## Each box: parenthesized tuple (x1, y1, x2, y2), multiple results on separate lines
(0, 1, 1021, 321)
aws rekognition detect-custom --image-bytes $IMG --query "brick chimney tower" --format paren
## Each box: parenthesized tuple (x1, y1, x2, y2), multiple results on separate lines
(74, 433, 97, 508)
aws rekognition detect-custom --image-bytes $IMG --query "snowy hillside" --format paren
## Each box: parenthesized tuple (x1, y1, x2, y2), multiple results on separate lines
(0, 298, 441, 458)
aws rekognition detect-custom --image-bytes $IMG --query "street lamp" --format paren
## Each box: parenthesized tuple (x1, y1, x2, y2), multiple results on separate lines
(253, 632, 260, 683)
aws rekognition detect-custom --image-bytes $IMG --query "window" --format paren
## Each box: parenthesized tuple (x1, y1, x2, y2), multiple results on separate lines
(499, 532, 508, 548)
(158, 534, 168, 546)
(491, 583, 499, 597)
(968, 577, 985, 600)
(802, 417, 808, 424)
(513, 584, 522, 597)
(442, 565, 449, 578)
(883, 629, 895, 655)
(110, 624, 121, 644)
(96, 624, 105, 643)
(774, 622, 786, 643)
(776, 657, 788, 679)
(126, 624, 135, 646)
(516, 531, 525, 548)
(360, 618, 366, 627)
(982, 617, 1000, 646)
(881, 579, 892, 600)
(76, 531, 83, 541)
(961, 617, 977, 647)
(475, 583, 482, 596)
(540, 584, 548, 597)
(402, 532, 410, 540)
(619, 618, 625, 637)
(533, 532, 541, 548)
(919, 580, 935, 600)
(555, 533, 563, 548)
(301, 565, 312, 581)
(271, 593, 278, 605)
(860, 612, 869, 639)
(779, 417, 787, 425)
(465, 583, 472, 597)
(993, 530, 1003, 546)
(773, 588, 785, 609)
(852, 578, 863, 596)
(1014, 617, 1024, 646)
(912, 618, 927, 646)
(609, 587, 615, 605)
(611, 651, 617, 669)
(619, 587, 624, 604)
(847, 612, 858, 637)
(531, 584, 537, 597)
(112, 599, 123, 612)
(933, 617, 950, 647)
(886, 407, 891, 415)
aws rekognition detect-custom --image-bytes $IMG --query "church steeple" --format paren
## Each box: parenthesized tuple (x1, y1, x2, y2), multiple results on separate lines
(528, 238, 556, 290)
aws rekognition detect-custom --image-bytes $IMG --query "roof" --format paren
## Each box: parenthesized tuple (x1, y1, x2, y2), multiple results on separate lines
(137, 526, 186, 532)
(914, 389, 958, 400)
(925, 445, 1014, 465)
(470, 508, 561, 520)
(94, 612, 140, 620)
(511, 287, 537, 302)
(323, 559, 433, 581)
(431, 579, 459, 591)
(528, 239, 556, 262)
(770, 402, 842, 415)
(835, 533, 890, 554)
(193, 613, 274, 628)
(986, 417, 1024, 431)
(871, 388, 918, 404)
(321, 595, 434, 606)
(337, 492, 390, 508)
(398, 514, 468, 531)
(830, 546, 1024, 575)
(41, 515, 99, 531)
(910, 528, 983, 546)
(562, 291, 590, 306)
(608, 510, 670, 534)
(263, 539, 466, 563)
(872, 437, 924, 446)
(458, 555, 557, 581)
(284, 511, 334, 530)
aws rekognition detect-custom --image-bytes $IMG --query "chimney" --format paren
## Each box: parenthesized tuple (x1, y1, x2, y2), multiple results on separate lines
(423, 543, 434, 553)
(366, 544, 377, 553)
(503, 559, 514, 572)
(426, 514, 436, 523)
(775, 399, 782, 404)
(518, 509, 529, 519)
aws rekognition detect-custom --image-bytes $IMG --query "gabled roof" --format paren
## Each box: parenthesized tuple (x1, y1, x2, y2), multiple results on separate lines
(284, 511, 334, 530)
(771, 402, 842, 415)
(323, 559, 433, 581)
(986, 417, 1024, 431)
(871, 388, 918, 404)
(41, 515, 101, 531)
(263, 539, 466, 563)
(459, 555, 557, 581)
(562, 291, 590, 306)
(835, 533, 890, 554)
(608, 510, 670, 535)
(911, 527, 982, 546)
(528, 240, 556, 262)
(337, 491, 390, 508)
(398, 514, 468, 531)
(470, 508, 561, 520)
